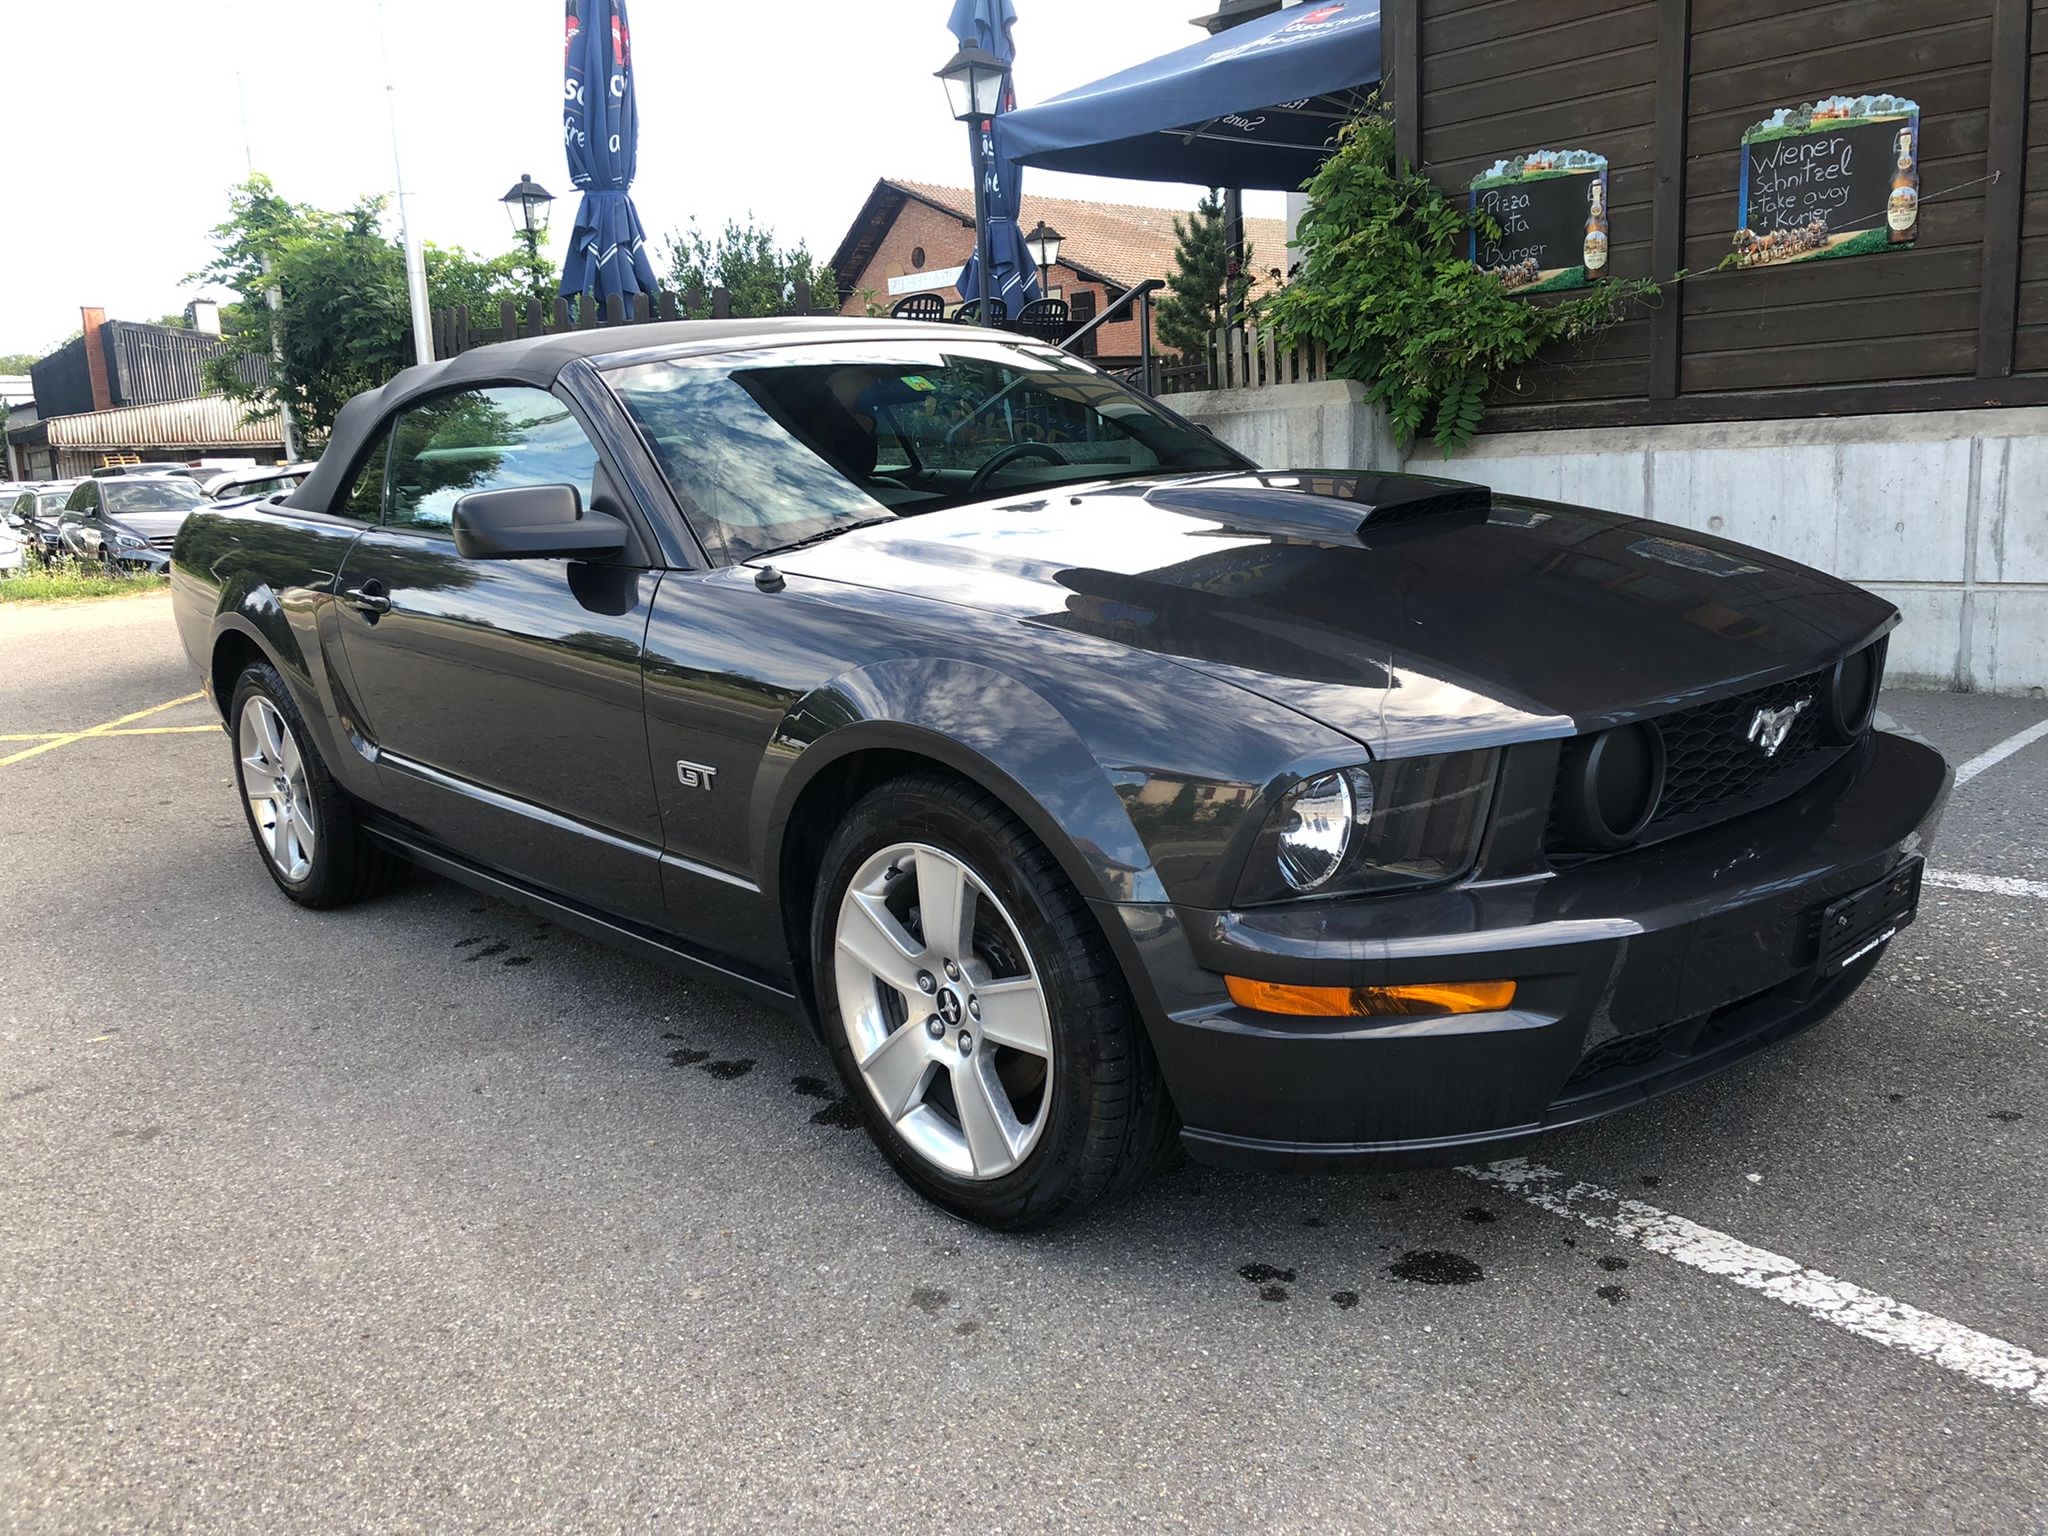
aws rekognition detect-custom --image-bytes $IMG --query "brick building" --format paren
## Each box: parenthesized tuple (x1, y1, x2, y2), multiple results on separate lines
(830, 179, 1283, 365)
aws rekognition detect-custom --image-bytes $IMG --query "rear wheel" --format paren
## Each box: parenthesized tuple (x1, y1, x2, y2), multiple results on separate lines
(229, 661, 384, 909)
(812, 773, 1175, 1229)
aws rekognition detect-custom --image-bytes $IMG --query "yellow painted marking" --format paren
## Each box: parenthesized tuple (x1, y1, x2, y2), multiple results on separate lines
(0, 724, 217, 742)
(0, 692, 206, 768)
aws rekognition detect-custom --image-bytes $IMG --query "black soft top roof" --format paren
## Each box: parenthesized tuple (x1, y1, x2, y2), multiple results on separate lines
(288, 316, 957, 514)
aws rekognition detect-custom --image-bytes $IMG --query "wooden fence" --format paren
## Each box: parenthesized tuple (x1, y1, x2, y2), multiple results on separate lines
(433, 288, 1334, 405)
(431, 280, 834, 358)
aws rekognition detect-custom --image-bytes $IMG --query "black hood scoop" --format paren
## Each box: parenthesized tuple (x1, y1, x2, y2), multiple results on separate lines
(1143, 471, 1492, 546)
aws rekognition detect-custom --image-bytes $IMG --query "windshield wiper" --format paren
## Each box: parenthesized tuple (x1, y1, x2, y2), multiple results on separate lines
(754, 516, 896, 560)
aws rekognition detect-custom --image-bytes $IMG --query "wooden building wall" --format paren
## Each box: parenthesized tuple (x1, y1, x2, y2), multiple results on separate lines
(1395, 0, 2048, 428)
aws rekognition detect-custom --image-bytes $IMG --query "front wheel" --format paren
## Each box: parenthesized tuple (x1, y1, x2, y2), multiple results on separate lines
(812, 773, 1175, 1229)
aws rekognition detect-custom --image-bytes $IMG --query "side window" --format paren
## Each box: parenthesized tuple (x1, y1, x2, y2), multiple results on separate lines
(66, 483, 98, 516)
(340, 431, 392, 523)
(385, 386, 601, 537)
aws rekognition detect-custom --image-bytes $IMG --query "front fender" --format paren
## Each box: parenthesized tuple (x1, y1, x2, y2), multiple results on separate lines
(761, 657, 1167, 915)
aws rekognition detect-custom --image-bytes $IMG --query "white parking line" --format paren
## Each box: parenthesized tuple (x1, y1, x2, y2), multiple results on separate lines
(1927, 869, 2048, 900)
(1952, 718, 2048, 788)
(1461, 1159, 2048, 1411)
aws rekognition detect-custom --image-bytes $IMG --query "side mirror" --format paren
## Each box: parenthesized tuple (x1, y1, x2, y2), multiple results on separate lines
(452, 484, 628, 561)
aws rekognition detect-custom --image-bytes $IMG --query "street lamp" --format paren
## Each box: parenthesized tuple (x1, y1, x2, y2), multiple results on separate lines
(500, 172, 556, 304)
(1024, 221, 1064, 295)
(938, 44, 1007, 327)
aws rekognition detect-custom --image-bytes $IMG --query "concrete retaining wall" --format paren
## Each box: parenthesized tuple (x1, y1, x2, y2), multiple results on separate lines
(1170, 381, 2047, 694)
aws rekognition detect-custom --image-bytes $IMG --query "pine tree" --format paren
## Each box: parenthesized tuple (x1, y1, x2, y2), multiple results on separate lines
(1156, 193, 1253, 357)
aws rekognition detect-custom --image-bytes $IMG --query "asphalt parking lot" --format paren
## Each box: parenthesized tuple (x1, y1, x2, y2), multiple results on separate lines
(2, 593, 2043, 1533)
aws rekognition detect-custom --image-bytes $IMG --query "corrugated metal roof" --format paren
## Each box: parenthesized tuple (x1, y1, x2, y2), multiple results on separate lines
(42, 396, 284, 451)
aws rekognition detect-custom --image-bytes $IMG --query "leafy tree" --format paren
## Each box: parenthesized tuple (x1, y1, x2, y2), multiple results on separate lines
(1266, 104, 1657, 453)
(1156, 193, 1254, 357)
(196, 176, 534, 440)
(0, 353, 40, 375)
(661, 218, 838, 317)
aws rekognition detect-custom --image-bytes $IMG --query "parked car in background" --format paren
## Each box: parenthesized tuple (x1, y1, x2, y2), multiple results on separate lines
(0, 517, 20, 572)
(171, 319, 1947, 1229)
(59, 474, 205, 571)
(6, 483, 80, 566)
(207, 462, 316, 511)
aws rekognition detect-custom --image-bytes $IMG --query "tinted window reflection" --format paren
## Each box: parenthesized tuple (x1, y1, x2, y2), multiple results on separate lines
(387, 386, 601, 536)
(609, 339, 1242, 566)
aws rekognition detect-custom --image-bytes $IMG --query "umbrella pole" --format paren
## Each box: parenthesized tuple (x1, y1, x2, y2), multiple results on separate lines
(971, 120, 997, 327)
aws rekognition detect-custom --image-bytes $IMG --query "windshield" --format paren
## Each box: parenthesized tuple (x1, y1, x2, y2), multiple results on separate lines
(37, 492, 71, 512)
(103, 480, 204, 514)
(608, 338, 1243, 565)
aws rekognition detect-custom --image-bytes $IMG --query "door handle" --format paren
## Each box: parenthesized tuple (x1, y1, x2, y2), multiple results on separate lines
(339, 581, 391, 615)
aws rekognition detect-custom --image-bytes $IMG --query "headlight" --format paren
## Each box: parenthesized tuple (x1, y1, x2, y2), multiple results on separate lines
(1237, 751, 1499, 905)
(114, 532, 146, 550)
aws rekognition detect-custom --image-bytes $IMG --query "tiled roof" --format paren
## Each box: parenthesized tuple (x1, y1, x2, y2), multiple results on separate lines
(887, 180, 1290, 289)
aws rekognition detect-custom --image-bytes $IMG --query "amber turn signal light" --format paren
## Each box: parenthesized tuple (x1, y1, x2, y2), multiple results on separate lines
(1225, 977, 1517, 1018)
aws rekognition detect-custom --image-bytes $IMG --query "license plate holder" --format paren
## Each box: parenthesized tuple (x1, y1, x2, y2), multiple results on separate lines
(1815, 858, 1923, 978)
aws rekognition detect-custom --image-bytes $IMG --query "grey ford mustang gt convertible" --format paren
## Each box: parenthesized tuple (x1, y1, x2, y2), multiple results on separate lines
(171, 318, 1948, 1228)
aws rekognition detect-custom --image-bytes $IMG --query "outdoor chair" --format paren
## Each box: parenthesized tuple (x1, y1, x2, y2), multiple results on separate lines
(1017, 297, 1070, 343)
(951, 299, 1009, 325)
(890, 293, 946, 321)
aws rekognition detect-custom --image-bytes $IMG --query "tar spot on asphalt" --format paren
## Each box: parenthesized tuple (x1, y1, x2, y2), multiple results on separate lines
(661, 1032, 687, 1041)
(955, 1320, 980, 1337)
(1330, 1290, 1360, 1310)
(1989, 1109, 2023, 1122)
(454, 936, 485, 948)
(1378, 1188, 1401, 1202)
(909, 1285, 950, 1315)
(503, 956, 533, 967)
(1597, 1255, 1630, 1272)
(1302, 1215, 1327, 1228)
(668, 1047, 711, 1067)
(1640, 1174, 1662, 1188)
(811, 1099, 860, 1128)
(1596, 1284, 1630, 1306)
(466, 941, 510, 962)
(1238, 1263, 1297, 1285)
(1562, 1236, 1578, 1248)
(468, 905, 486, 914)
(1259, 1285, 1289, 1303)
(1887, 1092, 1908, 1103)
(1461, 1206, 1498, 1224)
(3, 1083, 53, 1105)
(698, 1059, 755, 1080)
(113, 1125, 164, 1144)
(790, 1075, 834, 1099)
(1387, 1251, 1483, 1285)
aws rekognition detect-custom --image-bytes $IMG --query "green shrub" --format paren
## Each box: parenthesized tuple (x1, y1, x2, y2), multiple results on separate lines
(1266, 104, 1659, 452)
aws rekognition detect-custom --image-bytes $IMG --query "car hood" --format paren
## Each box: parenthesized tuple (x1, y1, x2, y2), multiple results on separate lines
(771, 473, 1898, 755)
(106, 507, 199, 539)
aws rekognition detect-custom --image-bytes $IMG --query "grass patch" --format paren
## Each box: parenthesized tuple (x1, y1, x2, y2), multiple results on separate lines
(0, 560, 169, 604)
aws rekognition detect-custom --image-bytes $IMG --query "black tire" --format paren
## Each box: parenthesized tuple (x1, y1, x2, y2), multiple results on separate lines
(811, 772, 1177, 1230)
(228, 660, 386, 909)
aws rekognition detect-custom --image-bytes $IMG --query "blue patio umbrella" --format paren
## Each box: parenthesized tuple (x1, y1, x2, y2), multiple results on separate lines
(560, 0, 659, 303)
(948, 0, 1040, 311)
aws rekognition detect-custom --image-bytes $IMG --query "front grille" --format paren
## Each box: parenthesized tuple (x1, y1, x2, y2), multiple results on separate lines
(147, 535, 178, 551)
(1548, 656, 1875, 858)
(1645, 665, 1837, 838)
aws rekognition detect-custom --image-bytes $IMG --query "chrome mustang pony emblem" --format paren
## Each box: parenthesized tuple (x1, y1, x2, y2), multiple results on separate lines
(1747, 697, 1811, 758)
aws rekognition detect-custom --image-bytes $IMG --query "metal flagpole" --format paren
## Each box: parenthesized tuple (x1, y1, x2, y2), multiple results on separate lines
(376, 0, 435, 366)
(236, 71, 302, 461)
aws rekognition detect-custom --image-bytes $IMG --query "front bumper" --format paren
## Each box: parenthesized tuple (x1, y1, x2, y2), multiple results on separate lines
(1102, 730, 1949, 1169)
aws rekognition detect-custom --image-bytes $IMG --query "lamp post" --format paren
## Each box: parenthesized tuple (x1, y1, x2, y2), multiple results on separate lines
(500, 172, 556, 306)
(937, 44, 1007, 327)
(1024, 221, 1064, 298)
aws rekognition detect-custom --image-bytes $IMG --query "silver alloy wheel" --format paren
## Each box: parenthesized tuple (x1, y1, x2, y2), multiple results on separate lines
(239, 695, 316, 883)
(833, 842, 1054, 1181)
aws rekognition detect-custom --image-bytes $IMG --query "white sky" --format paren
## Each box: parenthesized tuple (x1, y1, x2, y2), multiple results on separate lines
(0, 0, 1284, 356)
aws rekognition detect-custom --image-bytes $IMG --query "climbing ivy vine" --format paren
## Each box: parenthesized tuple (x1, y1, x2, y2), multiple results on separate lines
(1266, 104, 1660, 453)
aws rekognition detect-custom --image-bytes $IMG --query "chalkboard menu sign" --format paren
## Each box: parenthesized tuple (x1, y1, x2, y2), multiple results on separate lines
(1733, 94, 1920, 268)
(1468, 149, 1610, 295)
